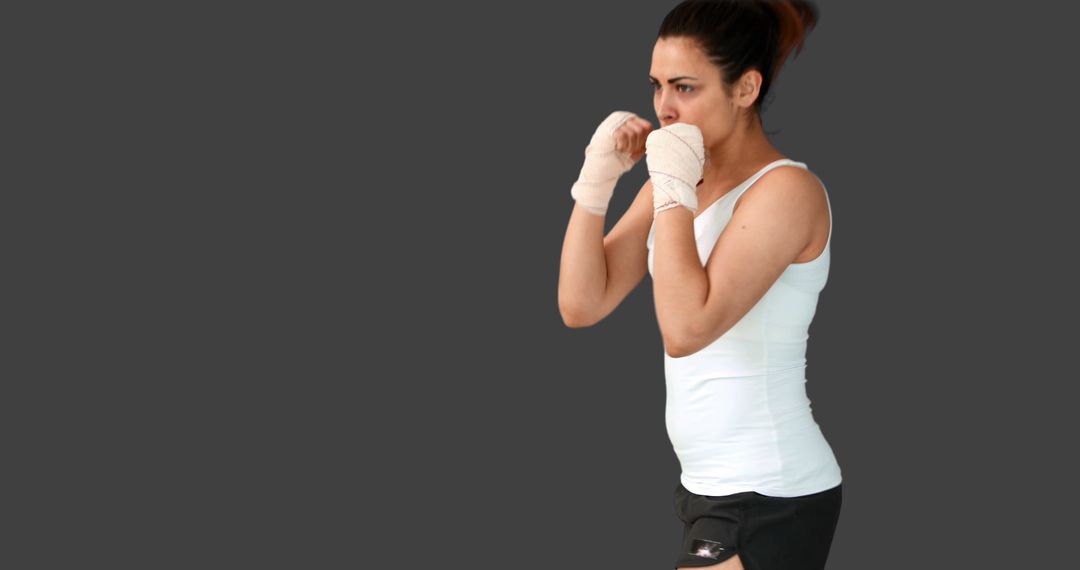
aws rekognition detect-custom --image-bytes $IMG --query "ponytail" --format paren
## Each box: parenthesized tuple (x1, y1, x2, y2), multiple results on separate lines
(766, 0, 820, 79)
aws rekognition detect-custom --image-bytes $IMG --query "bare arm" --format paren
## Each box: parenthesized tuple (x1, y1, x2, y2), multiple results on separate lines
(558, 179, 655, 327)
(653, 167, 819, 356)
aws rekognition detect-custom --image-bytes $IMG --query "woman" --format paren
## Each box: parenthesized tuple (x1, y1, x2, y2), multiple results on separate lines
(558, 1, 841, 569)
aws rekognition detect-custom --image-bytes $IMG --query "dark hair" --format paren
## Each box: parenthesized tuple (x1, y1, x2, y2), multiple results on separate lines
(657, 0, 819, 131)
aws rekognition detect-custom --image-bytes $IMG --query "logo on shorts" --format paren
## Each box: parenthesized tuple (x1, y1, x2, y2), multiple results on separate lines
(689, 538, 726, 559)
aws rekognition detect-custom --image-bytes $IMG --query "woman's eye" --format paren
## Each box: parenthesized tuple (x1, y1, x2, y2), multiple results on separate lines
(652, 84, 694, 93)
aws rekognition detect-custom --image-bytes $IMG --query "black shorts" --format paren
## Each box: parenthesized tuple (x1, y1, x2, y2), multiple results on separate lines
(673, 481, 842, 569)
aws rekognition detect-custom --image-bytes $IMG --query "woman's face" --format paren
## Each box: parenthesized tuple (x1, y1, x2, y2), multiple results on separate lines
(649, 36, 738, 149)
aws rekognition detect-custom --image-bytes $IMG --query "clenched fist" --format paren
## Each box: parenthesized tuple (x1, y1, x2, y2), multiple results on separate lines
(570, 111, 653, 216)
(645, 123, 705, 216)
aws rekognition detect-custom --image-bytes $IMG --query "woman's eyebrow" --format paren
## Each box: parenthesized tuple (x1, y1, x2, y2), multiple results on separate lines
(649, 75, 700, 82)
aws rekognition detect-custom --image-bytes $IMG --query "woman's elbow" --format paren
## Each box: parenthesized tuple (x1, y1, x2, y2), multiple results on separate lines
(559, 304, 595, 329)
(664, 328, 703, 358)
(665, 344, 689, 358)
(662, 334, 687, 358)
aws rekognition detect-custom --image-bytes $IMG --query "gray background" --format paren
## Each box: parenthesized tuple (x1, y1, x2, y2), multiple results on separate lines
(7, 0, 1078, 567)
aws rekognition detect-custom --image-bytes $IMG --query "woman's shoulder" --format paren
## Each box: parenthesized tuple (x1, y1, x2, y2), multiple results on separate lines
(735, 159, 821, 211)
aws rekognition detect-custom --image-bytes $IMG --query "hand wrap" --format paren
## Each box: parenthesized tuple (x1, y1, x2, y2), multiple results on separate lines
(570, 111, 639, 216)
(645, 123, 705, 216)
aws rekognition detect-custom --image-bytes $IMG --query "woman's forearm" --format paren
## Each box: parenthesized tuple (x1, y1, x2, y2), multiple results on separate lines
(652, 207, 707, 355)
(558, 203, 609, 326)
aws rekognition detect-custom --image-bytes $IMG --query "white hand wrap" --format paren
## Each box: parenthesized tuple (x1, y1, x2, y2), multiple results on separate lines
(570, 111, 639, 216)
(645, 123, 705, 216)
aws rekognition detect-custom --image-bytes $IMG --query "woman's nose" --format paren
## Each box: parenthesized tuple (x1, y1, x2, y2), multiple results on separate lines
(656, 93, 676, 122)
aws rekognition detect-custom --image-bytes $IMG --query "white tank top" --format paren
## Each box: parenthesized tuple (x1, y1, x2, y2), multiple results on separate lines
(646, 158, 842, 498)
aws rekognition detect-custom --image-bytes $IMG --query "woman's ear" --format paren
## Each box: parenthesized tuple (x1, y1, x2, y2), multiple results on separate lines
(737, 69, 763, 105)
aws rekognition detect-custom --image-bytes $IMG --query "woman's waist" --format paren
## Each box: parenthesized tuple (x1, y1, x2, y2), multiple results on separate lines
(664, 356, 808, 381)
(669, 420, 840, 479)
(665, 394, 816, 436)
